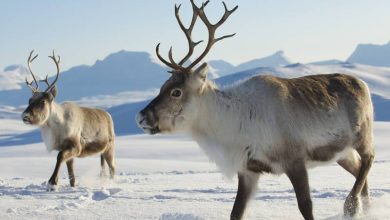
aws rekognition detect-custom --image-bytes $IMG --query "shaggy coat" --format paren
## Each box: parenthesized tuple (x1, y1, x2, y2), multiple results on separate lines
(23, 91, 115, 190)
(138, 64, 374, 220)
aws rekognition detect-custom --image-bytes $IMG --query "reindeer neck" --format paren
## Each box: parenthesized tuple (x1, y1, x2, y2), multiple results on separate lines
(191, 86, 249, 145)
(40, 101, 64, 129)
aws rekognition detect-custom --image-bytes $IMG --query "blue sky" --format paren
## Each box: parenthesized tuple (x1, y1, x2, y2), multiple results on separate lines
(1, 0, 390, 74)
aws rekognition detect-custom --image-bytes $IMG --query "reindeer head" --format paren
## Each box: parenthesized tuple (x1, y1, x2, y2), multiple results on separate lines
(136, 0, 237, 134)
(22, 50, 61, 125)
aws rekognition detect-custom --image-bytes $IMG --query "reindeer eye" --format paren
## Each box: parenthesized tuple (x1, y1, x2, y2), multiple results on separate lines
(170, 89, 182, 98)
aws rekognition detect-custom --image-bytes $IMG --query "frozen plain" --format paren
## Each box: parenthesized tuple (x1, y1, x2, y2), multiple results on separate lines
(0, 119, 389, 220)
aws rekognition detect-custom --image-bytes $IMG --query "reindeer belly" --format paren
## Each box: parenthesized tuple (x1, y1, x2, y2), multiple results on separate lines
(78, 139, 109, 157)
(305, 145, 352, 169)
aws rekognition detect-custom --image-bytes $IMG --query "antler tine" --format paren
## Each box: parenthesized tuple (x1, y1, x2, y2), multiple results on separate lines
(25, 78, 38, 93)
(40, 75, 50, 87)
(45, 50, 61, 92)
(215, 2, 238, 28)
(156, 43, 183, 70)
(176, 1, 204, 65)
(215, 33, 236, 43)
(186, 1, 238, 70)
(27, 50, 39, 91)
(168, 47, 182, 69)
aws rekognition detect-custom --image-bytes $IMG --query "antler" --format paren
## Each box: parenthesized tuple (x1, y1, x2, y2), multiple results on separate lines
(40, 75, 50, 88)
(175, 1, 205, 65)
(156, 0, 238, 72)
(186, 1, 238, 70)
(26, 50, 39, 92)
(25, 50, 61, 93)
(44, 50, 61, 92)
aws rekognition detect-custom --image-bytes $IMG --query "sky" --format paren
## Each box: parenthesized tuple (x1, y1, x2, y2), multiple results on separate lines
(1, 0, 390, 75)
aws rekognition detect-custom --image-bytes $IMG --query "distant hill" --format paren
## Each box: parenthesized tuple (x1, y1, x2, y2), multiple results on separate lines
(0, 50, 293, 106)
(0, 51, 169, 106)
(55, 50, 168, 101)
(207, 60, 235, 77)
(0, 65, 29, 91)
(234, 50, 292, 72)
(1, 61, 389, 144)
(208, 50, 292, 76)
(347, 41, 390, 67)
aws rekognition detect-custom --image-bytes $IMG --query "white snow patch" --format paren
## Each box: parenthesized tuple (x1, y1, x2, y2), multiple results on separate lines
(0, 120, 389, 219)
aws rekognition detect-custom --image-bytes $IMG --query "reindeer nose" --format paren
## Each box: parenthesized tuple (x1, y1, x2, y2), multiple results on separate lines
(136, 112, 145, 126)
(22, 112, 31, 124)
(136, 109, 157, 129)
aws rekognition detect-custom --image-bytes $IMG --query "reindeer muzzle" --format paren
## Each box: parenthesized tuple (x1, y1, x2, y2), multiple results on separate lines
(21, 112, 32, 124)
(136, 108, 160, 135)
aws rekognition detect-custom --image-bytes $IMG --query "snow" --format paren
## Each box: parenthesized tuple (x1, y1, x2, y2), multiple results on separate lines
(0, 119, 389, 219)
(74, 89, 159, 109)
(211, 50, 292, 76)
(0, 65, 29, 91)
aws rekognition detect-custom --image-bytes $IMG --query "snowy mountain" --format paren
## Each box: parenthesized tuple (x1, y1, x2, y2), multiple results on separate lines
(208, 50, 292, 76)
(207, 60, 235, 77)
(0, 51, 168, 106)
(1, 62, 389, 141)
(0, 65, 29, 91)
(235, 50, 292, 71)
(54, 50, 169, 101)
(347, 41, 390, 67)
(0, 50, 292, 106)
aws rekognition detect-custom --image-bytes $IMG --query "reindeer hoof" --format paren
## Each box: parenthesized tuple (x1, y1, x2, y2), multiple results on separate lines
(361, 196, 370, 212)
(100, 171, 107, 179)
(69, 177, 76, 187)
(344, 195, 361, 217)
(47, 183, 58, 192)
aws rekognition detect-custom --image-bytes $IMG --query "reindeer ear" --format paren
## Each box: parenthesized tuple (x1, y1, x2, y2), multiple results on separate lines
(193, 63, 209, 80)
(47, 86, 58, 99)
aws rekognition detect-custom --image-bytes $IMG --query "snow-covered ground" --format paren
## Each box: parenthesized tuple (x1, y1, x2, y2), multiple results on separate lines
(0, 119, 389, 220)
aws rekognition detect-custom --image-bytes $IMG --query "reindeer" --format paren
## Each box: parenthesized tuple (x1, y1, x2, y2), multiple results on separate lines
(136, 1, 375, 219)
(22, 51, 116, 191)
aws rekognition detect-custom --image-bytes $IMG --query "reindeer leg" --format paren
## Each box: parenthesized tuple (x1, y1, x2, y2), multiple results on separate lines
(285, 161, 314, 220)
(337, 150, 369, 211)
(103, 149, 116, 179)
(230, 172, 259, 220)
(47, 151, 64, 191)
(100, 154, 106, 178)
(47, 142, 81, 191)
(344, 151, 374, 216)
(66, 158, 75, 187)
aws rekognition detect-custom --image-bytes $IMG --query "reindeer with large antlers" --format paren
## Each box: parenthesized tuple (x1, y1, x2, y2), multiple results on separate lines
(137, 1, 374, 219)
(22, 51, 116, 191)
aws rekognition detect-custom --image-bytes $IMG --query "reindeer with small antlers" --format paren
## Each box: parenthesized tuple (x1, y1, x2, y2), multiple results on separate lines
(22, 51, 116, 191)
(137, 1, 375, 219)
